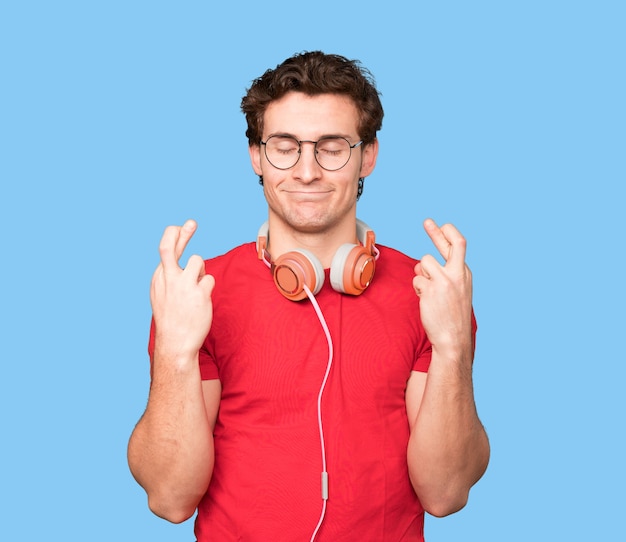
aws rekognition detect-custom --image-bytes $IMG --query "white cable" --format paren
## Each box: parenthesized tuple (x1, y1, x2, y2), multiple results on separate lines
(260, 252, 333, 540)
(304, 283, 334, 542)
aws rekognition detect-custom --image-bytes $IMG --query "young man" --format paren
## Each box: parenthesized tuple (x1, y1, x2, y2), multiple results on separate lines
(128, 51, 489, 541)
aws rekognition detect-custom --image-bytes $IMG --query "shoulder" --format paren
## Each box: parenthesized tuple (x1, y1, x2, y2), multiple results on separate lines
(203, 242, 259, 275)
(203, 242, 274, 305)
(366, 244, 421, 312)
(376, 244, 418, 263)
(375, 244, 419, 278)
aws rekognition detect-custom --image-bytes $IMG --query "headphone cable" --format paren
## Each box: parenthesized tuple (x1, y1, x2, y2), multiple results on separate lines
(304, 284, 333, 542)
(261, 252, 333, 540)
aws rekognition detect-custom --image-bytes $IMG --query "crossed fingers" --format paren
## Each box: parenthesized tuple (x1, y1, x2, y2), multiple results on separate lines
(414, 219, 469, 283)
(423, 218, 466, 267)
(159, 219, 201, 275)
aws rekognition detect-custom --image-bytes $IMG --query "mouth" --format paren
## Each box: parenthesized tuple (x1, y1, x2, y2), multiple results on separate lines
(284, 188, 332, 197)
(288, 191, 332, 202)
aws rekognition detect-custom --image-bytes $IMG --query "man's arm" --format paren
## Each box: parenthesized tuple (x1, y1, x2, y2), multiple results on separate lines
(127, 220, 219, 523)
(406, 219, 490, 517)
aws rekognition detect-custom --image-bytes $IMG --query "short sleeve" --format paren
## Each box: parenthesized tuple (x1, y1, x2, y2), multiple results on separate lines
(199, 342, 220, 380)
(412, 343, 432, 373)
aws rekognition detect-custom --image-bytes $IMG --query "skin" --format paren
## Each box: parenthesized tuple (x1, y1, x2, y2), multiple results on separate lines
(127, 220, 220, 523)
(127, 91, 489, 523)
(407, 219, 490, 516)
(249, 92, 378, 267)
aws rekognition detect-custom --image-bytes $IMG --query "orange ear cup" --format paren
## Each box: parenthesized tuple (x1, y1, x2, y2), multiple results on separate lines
(342, 246, 376, 295)
(330, 244, 376, 295)
(272, 249, 324, 301)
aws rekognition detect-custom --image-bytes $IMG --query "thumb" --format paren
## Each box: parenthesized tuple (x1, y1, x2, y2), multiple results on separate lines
(199, 273, 216, 294)
(413, 275, 429, 298)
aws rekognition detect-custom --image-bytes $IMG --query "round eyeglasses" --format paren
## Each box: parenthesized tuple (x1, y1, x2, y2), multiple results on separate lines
(260, 135, 363, 171)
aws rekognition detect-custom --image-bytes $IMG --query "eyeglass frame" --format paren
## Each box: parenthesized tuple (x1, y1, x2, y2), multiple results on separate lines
(259, 134, 364, 171)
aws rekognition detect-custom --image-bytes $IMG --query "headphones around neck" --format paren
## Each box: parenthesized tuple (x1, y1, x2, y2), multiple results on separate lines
(257, 220, 379, 301)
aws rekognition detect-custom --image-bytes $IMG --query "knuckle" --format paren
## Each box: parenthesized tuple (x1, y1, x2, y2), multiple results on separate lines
(163, 224, 178, 237)
(187, 254, 203, 266)
(159, 226, 177, 248)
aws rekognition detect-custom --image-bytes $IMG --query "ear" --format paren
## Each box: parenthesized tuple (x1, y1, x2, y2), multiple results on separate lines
(249, 144, 263, 176)
(359, 138, 379, 178)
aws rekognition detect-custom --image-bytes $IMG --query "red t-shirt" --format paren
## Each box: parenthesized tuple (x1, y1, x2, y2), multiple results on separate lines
(151, 242, 437, 541)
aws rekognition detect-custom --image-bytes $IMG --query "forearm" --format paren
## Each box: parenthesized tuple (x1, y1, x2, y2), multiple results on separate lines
(407, 347, 489, 517)
(128, 351, 214, 523)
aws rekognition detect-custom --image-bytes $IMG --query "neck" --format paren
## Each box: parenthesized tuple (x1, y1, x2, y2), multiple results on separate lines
(266, 217, 359, 268)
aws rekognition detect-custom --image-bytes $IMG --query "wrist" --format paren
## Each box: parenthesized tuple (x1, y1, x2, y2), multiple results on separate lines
(153, 340, 200, 373)
(430, 334, 474, 366)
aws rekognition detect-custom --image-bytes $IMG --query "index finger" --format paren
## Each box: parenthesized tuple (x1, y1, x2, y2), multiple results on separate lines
(159, 219, 198, 272)
(423, 218, 467, 267)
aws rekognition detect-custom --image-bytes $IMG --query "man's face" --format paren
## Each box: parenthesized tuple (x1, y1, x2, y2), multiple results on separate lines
(249, 92, 378, 234)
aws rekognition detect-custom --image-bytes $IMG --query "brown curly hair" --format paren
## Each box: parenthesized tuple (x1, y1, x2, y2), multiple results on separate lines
(241, 51, 384, 146)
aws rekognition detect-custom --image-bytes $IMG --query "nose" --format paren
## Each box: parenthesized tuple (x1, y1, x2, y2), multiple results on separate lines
(292, 140, 322, 182)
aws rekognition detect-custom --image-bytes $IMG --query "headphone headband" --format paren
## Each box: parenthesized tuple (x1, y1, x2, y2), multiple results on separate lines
(257, 220, 375, 258)
(257, 220, 377, 300)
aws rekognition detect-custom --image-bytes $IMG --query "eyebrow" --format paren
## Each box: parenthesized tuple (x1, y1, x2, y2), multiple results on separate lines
(266, 132, 356, 141)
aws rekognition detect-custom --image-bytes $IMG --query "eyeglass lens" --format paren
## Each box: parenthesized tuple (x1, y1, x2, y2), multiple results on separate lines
(264, 136, 355, 171)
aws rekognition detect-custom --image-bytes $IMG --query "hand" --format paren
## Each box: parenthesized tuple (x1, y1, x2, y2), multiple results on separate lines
(413, 219, 473, 358)
(150, 220, 215, 362)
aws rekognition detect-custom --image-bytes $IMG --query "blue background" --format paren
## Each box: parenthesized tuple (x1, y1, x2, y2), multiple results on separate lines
(1, 1, 624, 540)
